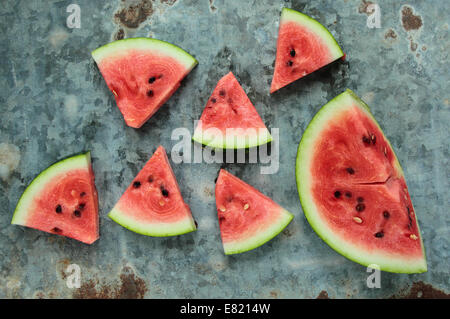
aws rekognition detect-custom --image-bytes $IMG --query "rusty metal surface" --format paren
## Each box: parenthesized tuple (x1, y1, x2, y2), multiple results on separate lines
(0, 0, 449, 298)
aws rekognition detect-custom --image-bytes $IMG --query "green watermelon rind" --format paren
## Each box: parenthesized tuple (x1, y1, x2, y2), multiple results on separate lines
(281, 8, 344, 60)
(11, 152, 94, 232)
(192, 128, 273, 150)
(91, 37, 198, 70)
(108, 207, 197, 237)
(223, 208, 294, 255)
(295, 89, 427, 274)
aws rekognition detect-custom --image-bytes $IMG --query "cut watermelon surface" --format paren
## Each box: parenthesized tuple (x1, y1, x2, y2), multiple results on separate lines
(296, 89, 426, 273)
(109, 146, 196, 236)
(12, 152, 99, 244)
(92, 38, 198, 128)
(215, 169, 294, 254)
(192, 72, 272, 149)
(270, 8, 344, 93)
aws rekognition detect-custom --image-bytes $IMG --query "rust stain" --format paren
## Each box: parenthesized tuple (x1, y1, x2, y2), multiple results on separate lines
(316, 290, 330, 299)
(401, 6, 423, 31)
(203, 186, 213, 197)
(73, 266, 147, 299)
(57, 258, 71, 280)
(114, 28, 125, 40)
(114, 0, 153, 29)
(410, 41, 418, 52)
(391, 281, 450, 299)
(358, 0, 374, 15)
(270, 291, 278, 298)
(384, 29, 397, 40)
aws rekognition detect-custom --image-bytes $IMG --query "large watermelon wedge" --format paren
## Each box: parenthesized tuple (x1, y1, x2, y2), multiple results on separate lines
(270, 8, 344, 93)
(296, 89, 426, 273)
(11, 152, 99, 244)
(192, 72, 272, 149)
(215, 169, 294, 254)
(92, 38, 198, 128)
(108, 146, 196, 236)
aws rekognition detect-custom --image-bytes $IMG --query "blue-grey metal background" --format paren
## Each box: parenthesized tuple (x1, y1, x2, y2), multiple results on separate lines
(0, 0, 448, 298)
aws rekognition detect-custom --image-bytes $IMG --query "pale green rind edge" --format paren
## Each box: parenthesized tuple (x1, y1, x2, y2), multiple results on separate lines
(91, 37, 198, 70)
(295, 89, 427, 273)
(223, 209, 294, 255)
(192, 128, 273, 150)
(281, 8, 344, 60)
(108, 207, 197, 237)
(11, 152, 92, 226)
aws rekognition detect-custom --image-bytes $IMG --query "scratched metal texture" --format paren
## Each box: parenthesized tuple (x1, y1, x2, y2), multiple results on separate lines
(0, 0, 448, 299)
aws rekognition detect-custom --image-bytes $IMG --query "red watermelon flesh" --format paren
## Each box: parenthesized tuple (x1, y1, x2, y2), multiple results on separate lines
(92, 38, 198, 128)
(270, 8, 344, 93)
(296, 90, 426, 273)
(192, 72, 272, 149)
(215, 169, 293, 254)
(12, 152, 99, 244)
(108, 146, 196, 236)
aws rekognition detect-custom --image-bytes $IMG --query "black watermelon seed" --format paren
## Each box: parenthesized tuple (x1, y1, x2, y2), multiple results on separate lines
(383, 211, 390, 218)
(362, 135, 371, 145)
(161, 189, 169, 197)
(148, 77, 156, 83)
(334, 191, 341, 198)
(355, 203, 366, 212)
(211, 98, 216, 103)
(375, 231, 384, 238)
(52, 227, 62, 233)
(287, 60, 293, 67)
(346, 167, 355, 174)
(133, 181, 141, 188)
(290, 49, 296, 57)
(219, 90, 226, 96)
(148, 175, 154, 183)
(147, 90, 154, 97)
(357, 197, 364, 203)
(55, 205, 62, 213)
(80, 192, 86, 197)
(345, 192, 352, 198)
(74, 210, 81, 217)
(78, 203, 86, 210)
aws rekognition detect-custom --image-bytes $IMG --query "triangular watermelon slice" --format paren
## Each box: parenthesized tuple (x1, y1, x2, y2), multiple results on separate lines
(108, 146, 196, 236)
(270, 8, 344, 93)
(11, 152, 99, 244)
(92, 38, 198, 128)
(192, 72, 272, 149)
(296, 89, 426, 273)
(215, 169, 294, 254)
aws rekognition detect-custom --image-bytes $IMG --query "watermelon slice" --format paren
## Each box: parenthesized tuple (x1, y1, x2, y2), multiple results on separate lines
(92, 38, 198, 128)
(296, 89, 427, 273)
(108, 146, 196, 236)
(11, 152, 99, 244)
(192, 72, 272, 149)
(270, 8, 344, 93)
(215, 169, 294, 254)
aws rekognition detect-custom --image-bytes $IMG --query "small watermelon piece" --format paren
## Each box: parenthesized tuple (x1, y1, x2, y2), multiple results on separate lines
(92, 38, 198, 128)
(12, 152, 99, 244)
(215, 169, 294, 254)
(109, 146, 196, 236)
(296, 89, 427, 273)
(270, 8, 344, 93)
(192, 72, 272, 149)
